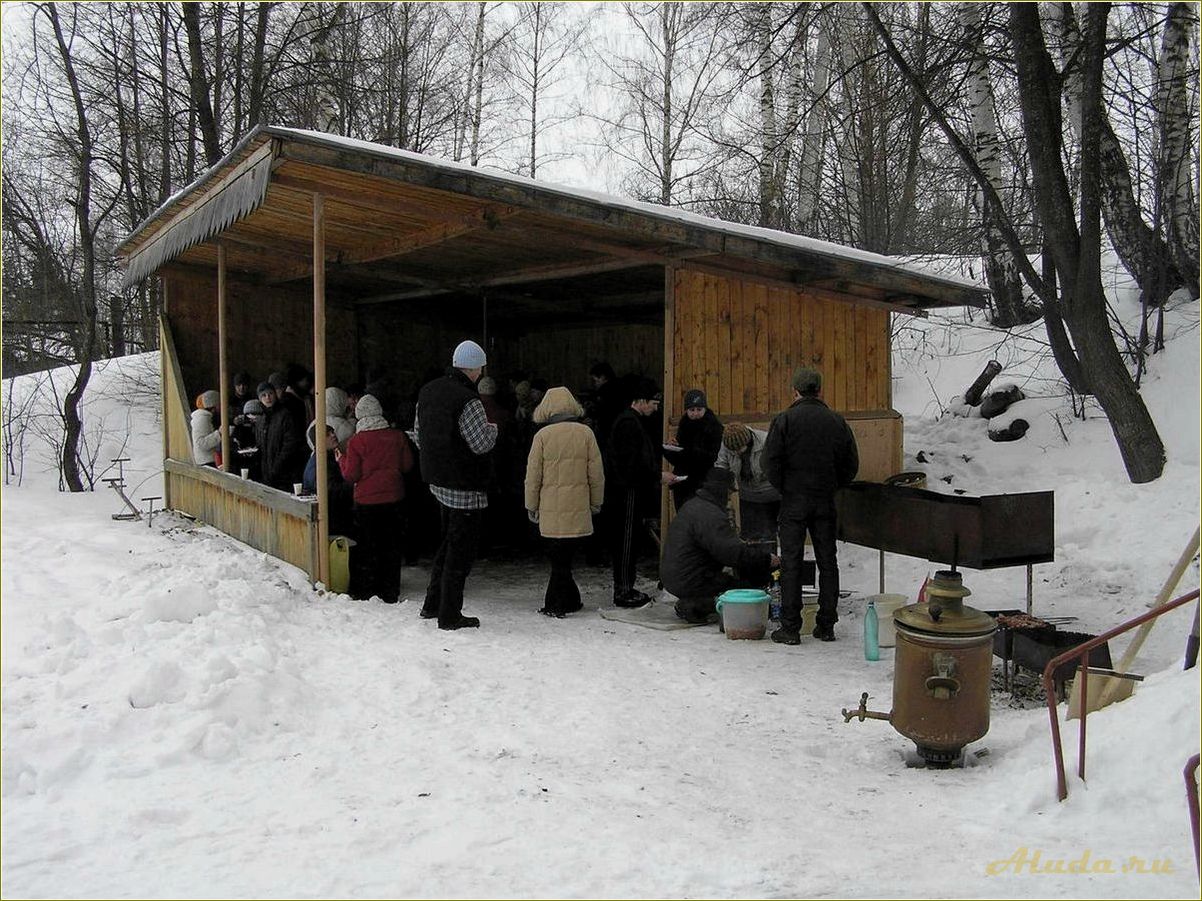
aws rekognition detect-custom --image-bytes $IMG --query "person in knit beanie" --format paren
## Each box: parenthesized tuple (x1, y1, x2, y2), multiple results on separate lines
(191, 389, 222, 467)
(413, 340, 498, 630)
(662, 387, 723, 512)
(337, 394, 415, 603)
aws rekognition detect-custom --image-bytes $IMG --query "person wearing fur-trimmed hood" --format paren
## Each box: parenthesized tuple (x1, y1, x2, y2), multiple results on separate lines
(524, 387, 605, 617)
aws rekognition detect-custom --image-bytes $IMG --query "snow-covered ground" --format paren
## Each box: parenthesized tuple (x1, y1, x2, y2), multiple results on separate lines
(2, 267, 1199, 898)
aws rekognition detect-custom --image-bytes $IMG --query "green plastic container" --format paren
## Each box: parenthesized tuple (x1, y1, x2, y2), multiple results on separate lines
(715, 589, 770, 640)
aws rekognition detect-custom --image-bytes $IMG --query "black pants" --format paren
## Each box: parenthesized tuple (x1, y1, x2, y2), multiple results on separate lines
(607, 487, 642, 599)
(423, 505, 484, 625)
(543, 537, 584, 614)
(778, 497, 839, 632)
(353, 502, 403, 602)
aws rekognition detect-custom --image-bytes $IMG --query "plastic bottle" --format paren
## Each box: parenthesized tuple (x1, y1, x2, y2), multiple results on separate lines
(769, 569, 782, 621)
(864, 600, 880, 661)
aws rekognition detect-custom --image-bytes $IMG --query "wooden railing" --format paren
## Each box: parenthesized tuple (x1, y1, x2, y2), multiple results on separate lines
(164, 459, 318, 579)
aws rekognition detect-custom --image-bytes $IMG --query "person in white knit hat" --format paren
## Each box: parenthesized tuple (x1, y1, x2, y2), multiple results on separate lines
(413, 339, 498, 631)
(191, 389, 222, 467)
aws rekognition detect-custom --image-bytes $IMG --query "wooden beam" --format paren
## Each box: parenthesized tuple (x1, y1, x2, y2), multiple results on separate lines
(217, 243, 231, 471)
(264, 206, 522, 286)
(313, 193, 330, 588)
(273, 171, 518, 228)
(355, 256, 648, 304)
(681, 261, 929, 318)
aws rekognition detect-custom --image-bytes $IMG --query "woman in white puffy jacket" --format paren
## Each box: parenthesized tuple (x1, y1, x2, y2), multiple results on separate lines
(191, 389, 222, 467)
(524, 386, 605, 617)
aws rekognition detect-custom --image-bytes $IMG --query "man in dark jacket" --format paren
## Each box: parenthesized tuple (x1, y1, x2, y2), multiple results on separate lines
(415, 340, 498, 630)
(764, 367, 859, 644)
(662, 468, 778, 624)
(605, 377, 676, 608)
(255, 382, 307, 491)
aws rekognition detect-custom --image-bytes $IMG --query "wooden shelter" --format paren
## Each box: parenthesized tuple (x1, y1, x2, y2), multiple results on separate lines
(117, 126, 987, 585)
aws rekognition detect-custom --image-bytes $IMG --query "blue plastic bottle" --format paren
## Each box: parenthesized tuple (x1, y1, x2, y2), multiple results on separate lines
(864, 600, 880, 661)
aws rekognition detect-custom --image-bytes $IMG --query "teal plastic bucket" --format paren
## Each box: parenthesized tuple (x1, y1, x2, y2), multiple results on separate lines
(716, 589, 770, 640)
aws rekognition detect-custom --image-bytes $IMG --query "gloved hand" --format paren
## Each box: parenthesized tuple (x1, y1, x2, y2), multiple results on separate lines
(590, 505, 602, 515)
(527, 509, 539, 523)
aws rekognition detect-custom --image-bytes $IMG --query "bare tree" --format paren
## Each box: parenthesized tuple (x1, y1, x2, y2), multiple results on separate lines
(1009, 2, 1164, 483)
(960, 2, 1038, 327)
(1046, 2, 1184, 306)
(506, 1, 588, 178)
(593, 2, 732, 205)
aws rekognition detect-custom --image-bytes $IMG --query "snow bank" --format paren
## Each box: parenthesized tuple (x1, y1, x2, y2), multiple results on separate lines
(2, 262, 1198, 898)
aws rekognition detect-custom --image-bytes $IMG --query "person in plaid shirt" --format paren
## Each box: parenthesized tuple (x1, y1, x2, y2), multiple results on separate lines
(414, 340, 498, 630)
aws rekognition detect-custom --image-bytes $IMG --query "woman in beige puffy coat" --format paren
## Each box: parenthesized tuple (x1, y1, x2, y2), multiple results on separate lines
(525, 386, 605, 617)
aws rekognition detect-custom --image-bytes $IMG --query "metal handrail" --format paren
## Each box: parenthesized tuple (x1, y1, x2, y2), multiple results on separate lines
(1043, 588, 1200, 802)
(1186, 754, 1200, 873)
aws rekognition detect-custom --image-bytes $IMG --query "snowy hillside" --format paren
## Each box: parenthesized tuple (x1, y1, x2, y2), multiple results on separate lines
(2, 269, 1199, 898)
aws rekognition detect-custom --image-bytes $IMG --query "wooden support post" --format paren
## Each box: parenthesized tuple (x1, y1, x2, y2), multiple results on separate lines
(661, 264, 676, 552)
(160, 279, 172, 509)
(217, 243, 231, 471)
(313, 193, 330, 587)
(879, 549, 886, 594)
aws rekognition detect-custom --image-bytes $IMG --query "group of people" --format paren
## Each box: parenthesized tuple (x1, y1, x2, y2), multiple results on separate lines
(190, 340, 860, 642)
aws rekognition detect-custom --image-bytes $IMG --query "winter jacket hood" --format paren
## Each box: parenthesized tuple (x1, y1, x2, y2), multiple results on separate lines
(525, 416, 605, 538)
(532, 387, 584, 424)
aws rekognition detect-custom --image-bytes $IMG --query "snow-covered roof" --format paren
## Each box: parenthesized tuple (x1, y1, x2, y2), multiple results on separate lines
(118, 125, 988, 309)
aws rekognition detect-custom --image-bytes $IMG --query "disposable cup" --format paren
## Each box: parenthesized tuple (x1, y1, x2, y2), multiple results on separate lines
(240, 468, 249, 479)
(293, 483, 303, 496)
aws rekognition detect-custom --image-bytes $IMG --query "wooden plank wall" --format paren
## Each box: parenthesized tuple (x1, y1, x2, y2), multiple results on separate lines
(670, 266, 900, 482)
(165, 461, 318, 579)
(671, 267, 890, 416)
(164, 266, 359, 400)
(160, 314, 194, 463)
(499, 323, 662, 395)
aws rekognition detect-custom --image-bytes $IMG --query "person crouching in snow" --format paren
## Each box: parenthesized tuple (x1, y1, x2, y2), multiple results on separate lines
(524, 386, 605, 618)
(191, 389, 222, 467)
(337, 394, 415, 603)
(661, 467, 778, 624)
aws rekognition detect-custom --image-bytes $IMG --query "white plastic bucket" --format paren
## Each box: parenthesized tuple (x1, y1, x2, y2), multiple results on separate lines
(866, 593, 909, 648)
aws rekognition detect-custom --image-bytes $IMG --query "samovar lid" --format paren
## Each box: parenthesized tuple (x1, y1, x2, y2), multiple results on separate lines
(895, 572, 996, 636)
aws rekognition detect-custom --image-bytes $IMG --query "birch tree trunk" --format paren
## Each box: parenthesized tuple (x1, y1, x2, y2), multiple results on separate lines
(1046, 2, 1182, 304)
(795, 20, 831, 233)
(960, 3, 1037, 327)
(1156, 1, 1200, 299)
(470, 2, 486, 166)
(659, 3, 676, 205)
(757, 3, 778, 227)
